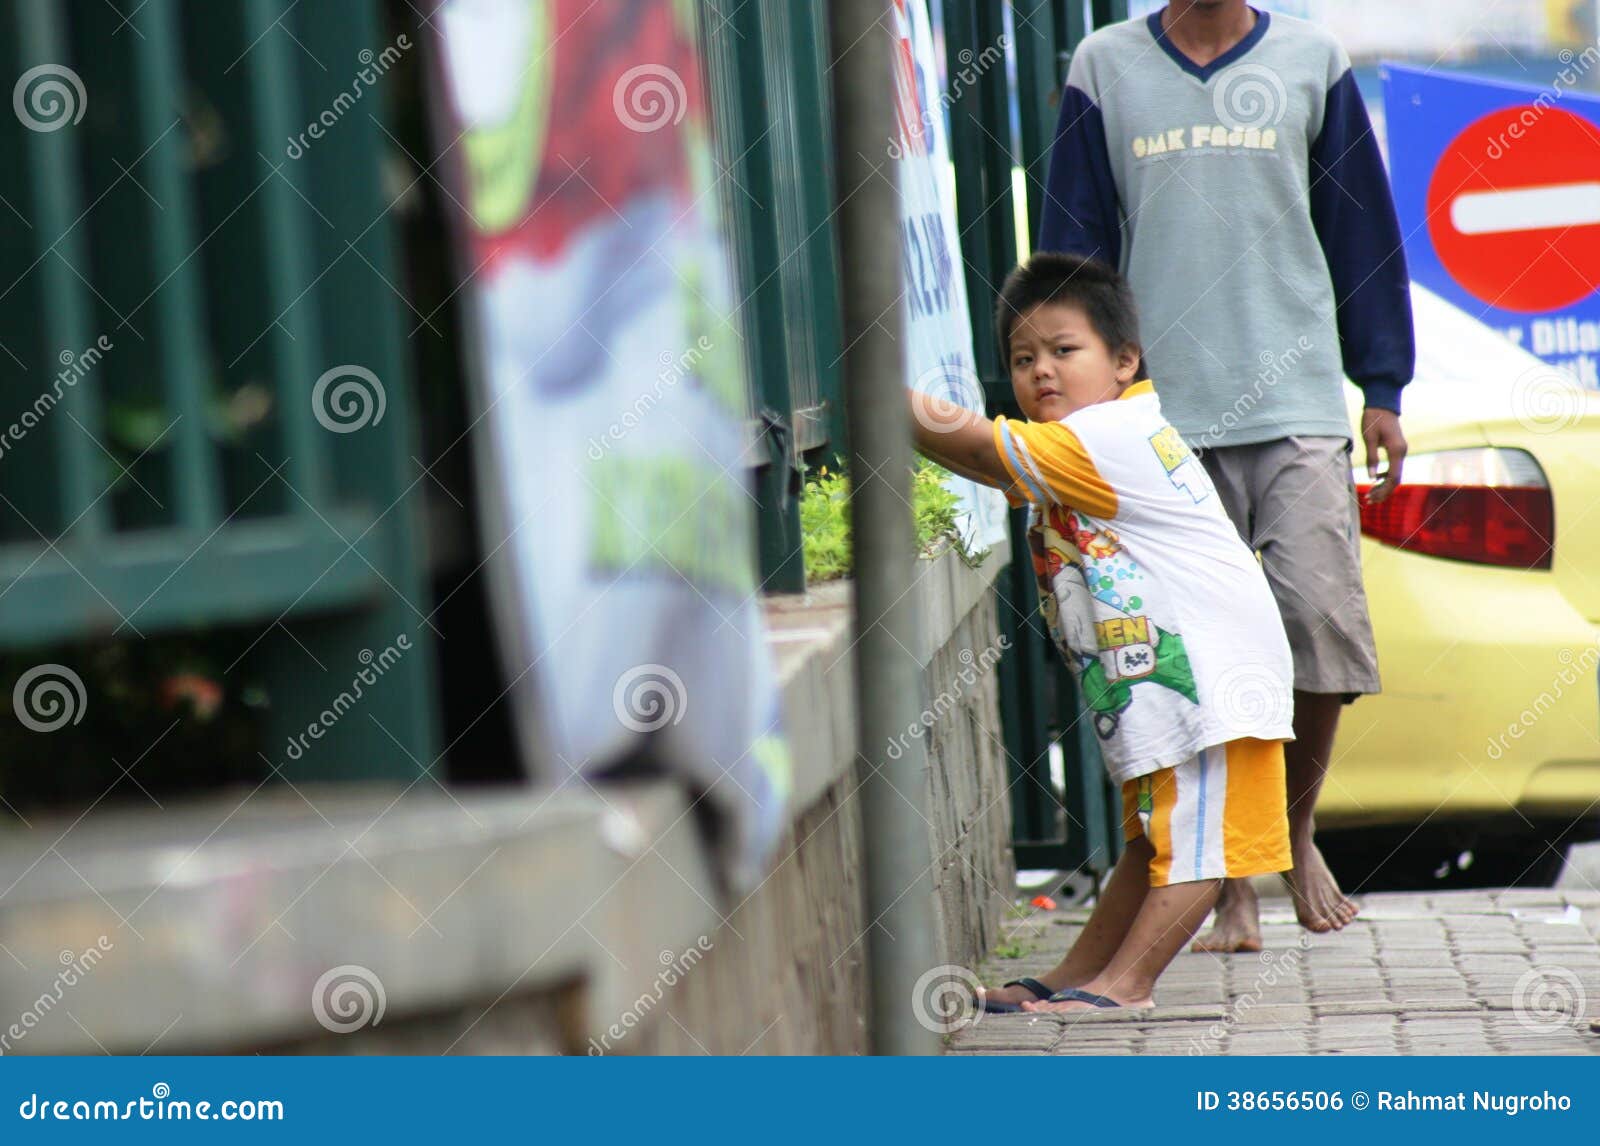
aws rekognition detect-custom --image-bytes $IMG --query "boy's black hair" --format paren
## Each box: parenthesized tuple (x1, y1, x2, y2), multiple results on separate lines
(994, 252, 1144, 377)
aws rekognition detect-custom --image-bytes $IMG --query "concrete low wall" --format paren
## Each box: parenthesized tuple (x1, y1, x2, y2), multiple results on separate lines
(0, 547, 1014, 1055)
(628, 550, 1016, 1055)
(924, 588, 1016, 974)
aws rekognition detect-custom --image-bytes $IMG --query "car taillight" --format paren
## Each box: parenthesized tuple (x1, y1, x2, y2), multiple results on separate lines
(1354, 447, 1553, 570)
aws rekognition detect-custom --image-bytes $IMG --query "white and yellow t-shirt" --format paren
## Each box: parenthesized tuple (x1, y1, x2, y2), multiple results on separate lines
(994, 380, 1294, 783)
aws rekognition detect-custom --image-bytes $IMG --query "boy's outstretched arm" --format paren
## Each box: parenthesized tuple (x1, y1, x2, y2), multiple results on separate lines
(906, 389, 1015, 493)
(908, 389, 1119, 519)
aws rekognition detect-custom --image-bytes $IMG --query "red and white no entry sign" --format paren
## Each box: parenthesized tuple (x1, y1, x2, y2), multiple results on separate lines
(1426, 105, 1600, 313)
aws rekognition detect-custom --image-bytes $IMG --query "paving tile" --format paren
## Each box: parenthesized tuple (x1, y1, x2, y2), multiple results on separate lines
(1226, 1036, 1310, 1054)
(963, 890, 1600, 1058)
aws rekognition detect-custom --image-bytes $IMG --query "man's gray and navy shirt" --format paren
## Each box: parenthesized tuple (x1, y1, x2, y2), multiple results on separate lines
(1039, 8, 1414, 447)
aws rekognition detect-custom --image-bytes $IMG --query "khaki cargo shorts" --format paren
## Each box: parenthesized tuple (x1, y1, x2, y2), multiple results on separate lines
(1195, 436, 1381, 699)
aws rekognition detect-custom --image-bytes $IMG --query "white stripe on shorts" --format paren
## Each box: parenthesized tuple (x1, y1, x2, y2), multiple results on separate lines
(1168, 747, 1230, 882)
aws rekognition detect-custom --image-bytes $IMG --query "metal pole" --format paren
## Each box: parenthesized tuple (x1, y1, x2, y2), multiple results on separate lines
(827, 0, 940, 1056)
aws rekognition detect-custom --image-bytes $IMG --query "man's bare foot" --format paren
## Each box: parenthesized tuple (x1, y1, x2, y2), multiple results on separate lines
(1285, 838, 1358, 932)
(1189, 877, 1262, 953)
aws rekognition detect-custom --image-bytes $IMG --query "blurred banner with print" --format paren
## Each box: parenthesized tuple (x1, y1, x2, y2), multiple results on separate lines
(891, 0, 1010, 551)
(429, 0, 790, 891)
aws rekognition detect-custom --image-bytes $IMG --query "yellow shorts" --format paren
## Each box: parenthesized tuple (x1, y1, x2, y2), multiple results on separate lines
(1121, 738, 1291, 887)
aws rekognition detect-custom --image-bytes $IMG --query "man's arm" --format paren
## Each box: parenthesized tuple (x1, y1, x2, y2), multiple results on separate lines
(1037, 57, 1121, 262)
(1309, 67, 1413, 501)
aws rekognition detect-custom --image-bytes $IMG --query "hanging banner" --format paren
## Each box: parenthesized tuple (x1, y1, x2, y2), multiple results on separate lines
(430, 0, 790, 891)
(891, 0, 1010, 552)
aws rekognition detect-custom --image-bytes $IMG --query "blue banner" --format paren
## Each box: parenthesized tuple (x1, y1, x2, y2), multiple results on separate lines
(1384, 62, 1600, 387)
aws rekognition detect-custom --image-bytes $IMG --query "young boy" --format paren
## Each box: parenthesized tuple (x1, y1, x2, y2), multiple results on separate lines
(908, 253, 1295, 1013)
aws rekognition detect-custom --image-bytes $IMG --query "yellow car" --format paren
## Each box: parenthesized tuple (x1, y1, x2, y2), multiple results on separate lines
(1319, 284, 1600, 888)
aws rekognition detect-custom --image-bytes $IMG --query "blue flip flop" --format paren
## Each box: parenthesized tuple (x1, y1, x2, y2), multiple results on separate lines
(977, 977, 1054, 1014)
(1042, 986, 1121, 1008)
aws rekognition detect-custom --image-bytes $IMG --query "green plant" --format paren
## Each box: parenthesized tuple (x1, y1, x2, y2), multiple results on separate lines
(800, 459, 987, 583)
(799, 465, 853, 582)
(990, 940, 1034, 960)
(911, 459, 962, 556)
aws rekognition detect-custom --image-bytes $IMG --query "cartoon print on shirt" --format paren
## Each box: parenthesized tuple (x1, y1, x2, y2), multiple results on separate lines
(1031, 516, 1098, 659)
(1080, 618, 1196, 740)
(1148, 424, 1214, 504)
(1073, 522, 1123, 561)
(1032, 505, 1198, 741)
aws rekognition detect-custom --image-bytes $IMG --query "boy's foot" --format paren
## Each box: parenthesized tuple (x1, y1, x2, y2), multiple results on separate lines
(978, 974, 1071, 1008)
(1189, 878, 1262, 953)
(1286, 838, 1358, 932)
(1021, 988, 1152, 1014)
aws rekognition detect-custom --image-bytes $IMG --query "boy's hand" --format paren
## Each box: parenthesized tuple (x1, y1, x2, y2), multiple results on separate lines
(1360, 407, 1407, 505)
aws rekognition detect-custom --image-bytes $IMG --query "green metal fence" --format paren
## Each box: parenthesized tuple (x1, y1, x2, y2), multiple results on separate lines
(690, 0, 1132, 871)
(703, 0, 1130, 873)
(701, 0, 846, 594)
(942, 0, 1130, 874)
(1, 0, 1129, 871)
(0, 0, 436, 780)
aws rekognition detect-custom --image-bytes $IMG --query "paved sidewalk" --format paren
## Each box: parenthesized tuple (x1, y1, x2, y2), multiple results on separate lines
(949, 887, 1600, 1055)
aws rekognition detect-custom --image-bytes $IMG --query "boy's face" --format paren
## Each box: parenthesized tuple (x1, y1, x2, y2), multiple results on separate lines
(1007, 301, 1140, 422)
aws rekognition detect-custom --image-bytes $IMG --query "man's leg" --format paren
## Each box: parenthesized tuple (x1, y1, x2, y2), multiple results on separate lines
(1194, 692, 1359, 945)
(1248, 437, 1378, 933)
(1284, 690, 1358, 931)
(1190, 444, 1265, 954)
(981, 835, 1153, 1006)
(1189, 873, 1261, 952)
(1024, 876, 1220, 1010)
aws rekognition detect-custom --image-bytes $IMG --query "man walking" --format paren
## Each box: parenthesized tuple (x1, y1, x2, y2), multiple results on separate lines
(1037, 0, 1413, 949)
